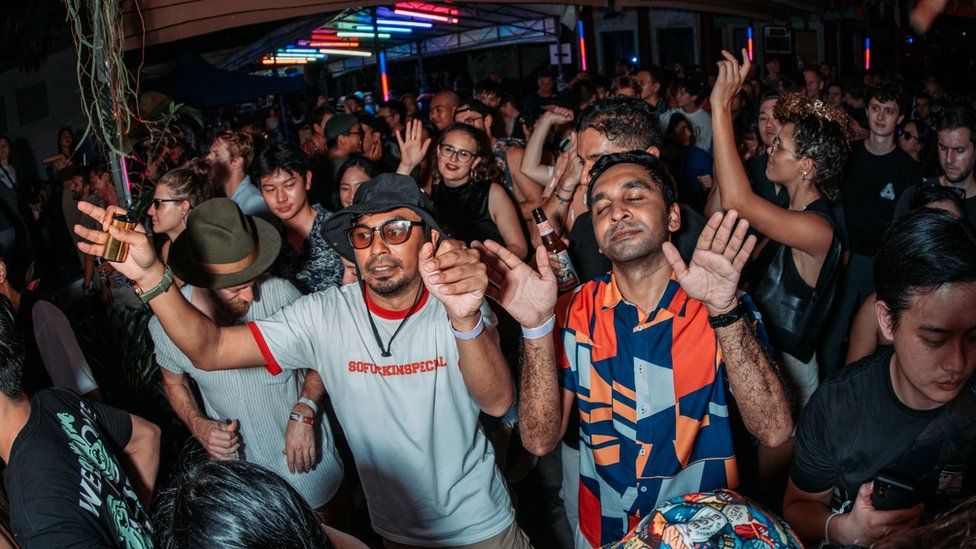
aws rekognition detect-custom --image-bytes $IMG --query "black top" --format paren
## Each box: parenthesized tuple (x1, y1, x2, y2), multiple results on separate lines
(840, 142, 923, 256)
(568, 204, 705, 282)
(4, 389, 154, 548)
(792, 348, 975, 513)
(893, 177, 976, 226)
(434, 180, 504, 245)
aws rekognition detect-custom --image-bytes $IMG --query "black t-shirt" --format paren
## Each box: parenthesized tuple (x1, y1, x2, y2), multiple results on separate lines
(4, 389, 153, 548)
(840, 142, 923, 256)
(792, 348, 975, 513)
(893, 177, 976, 226)
(568, 204, 704, 282)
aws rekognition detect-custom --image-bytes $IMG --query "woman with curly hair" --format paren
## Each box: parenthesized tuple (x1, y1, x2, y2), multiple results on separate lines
(399, 122, 527, 259)
(710, 50, 851, 409)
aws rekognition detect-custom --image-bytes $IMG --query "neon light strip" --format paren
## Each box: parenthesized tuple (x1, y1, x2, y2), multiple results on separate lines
(279, 48, 318, 54)
(864, 37, 871, 70)
(393, 9, 458, 23)
(119, 155, 132, 198)
(577, 20, 587, 71)
(308, 41, 361, 47)
(336, 31, 392, 38)
(355, 25, 412, 33)
(394, 2, 459, 15)
(376, 19, 433, 28)
(263, 58, 309, 65)
(380, 51, 390, 101)
(747, 27, 754, 61)
(275, 53, 325, 59)
(319, 49, 373, 57)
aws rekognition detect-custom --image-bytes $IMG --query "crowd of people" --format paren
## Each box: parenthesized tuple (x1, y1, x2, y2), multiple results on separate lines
(0, 45, 973, 549)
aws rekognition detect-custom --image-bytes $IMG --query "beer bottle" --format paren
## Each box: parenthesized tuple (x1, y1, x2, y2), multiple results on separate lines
(532, 208, 580, 293)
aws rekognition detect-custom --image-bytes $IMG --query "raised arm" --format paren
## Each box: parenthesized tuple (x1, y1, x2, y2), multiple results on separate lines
(520, 108, 574, 185)
(74, 201, 262, 371)
(474, 240, 572, 455)
(419, 235, 513, 416)
(663, 210, 793, 446)
(395, 119, 431, 176)
(540, 142, 584, 235)
(711, 50, 832, 258)
(505, 146, 544, 217)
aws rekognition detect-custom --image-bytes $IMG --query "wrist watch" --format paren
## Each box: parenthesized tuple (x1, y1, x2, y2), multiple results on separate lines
(135, 266, 175, 304)
(707, 301, 745, 329)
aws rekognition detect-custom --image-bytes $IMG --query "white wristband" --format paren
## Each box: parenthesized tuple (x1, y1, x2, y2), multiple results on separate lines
(297, 397, 318, 417)
(522, 314, 556, 340)
(452, 317, 485, 340)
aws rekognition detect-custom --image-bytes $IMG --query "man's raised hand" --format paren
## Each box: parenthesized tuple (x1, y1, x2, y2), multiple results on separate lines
(73, 201, 163, 287)
(419, 232, 487, 328)
(662, 210, 755, 317)
(473, 241, 558, 328)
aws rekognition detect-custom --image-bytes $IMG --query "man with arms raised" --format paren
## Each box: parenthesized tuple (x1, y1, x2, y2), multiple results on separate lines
(477, 151, 793, 547)
(74, 174, 529, 548)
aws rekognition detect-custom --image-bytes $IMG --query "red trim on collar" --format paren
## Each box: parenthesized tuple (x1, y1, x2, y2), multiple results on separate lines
(247, 322, 282, 375)
(364, 287, 430, 320)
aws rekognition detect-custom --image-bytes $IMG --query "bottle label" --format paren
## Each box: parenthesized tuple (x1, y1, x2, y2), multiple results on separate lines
(536, 219, 554, 236)
(553, 250, 580, 292)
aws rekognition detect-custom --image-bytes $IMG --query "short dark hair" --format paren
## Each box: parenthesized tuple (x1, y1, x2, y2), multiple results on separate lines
(587, 150, 677, 210)
(875, 209, 976, 328)
(577, 97, 663, 151)
(311, 105, 335, 128)
(155, 460, 333, 549)
(0, 295, 24, 399)
(83, 160, 109, 180)
(678, 78, 706, 106)
(935, 104, 976, 146)
(909, 182, 967, 214)
(572, 78, 598, 105)
(538, 68, 556, 81)
(915, 91, 933, 104)
(866, 83, 904, 113)
(378, 100, 405, 119)
(252, 141, 309, 183)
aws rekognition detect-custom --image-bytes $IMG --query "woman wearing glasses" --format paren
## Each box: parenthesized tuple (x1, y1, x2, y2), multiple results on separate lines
(400, 122, 527, 259)
(148, 158, 215, 265)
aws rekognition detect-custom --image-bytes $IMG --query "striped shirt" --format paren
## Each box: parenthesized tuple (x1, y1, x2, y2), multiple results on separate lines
(149, 276, 343, 508)
(557, 273, 763, 546)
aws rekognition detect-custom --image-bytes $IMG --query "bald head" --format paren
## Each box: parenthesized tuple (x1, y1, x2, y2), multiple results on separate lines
(431, 91, 460, 131)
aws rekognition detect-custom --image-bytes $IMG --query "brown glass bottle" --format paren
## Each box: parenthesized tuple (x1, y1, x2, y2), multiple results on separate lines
(532, 208, 580, 293)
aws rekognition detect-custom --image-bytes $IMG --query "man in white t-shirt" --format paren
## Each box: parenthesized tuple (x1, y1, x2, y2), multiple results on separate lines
(659, 78, 712, 152)
(74, 174, 530, 548)
(0, 256, 100, 400)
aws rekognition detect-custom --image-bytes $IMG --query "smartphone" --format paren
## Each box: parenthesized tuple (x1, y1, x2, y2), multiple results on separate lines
(871, 473, 916, 511)
(559, 136, 573, 153)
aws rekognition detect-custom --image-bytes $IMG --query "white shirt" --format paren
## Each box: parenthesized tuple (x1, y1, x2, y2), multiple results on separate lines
(32, 301, 98, 395)
(229, 175, 272, 220)
(252, 284, 514, 546)
(660, 107, 713, 152)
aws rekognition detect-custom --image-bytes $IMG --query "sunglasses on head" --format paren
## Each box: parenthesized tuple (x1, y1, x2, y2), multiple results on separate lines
(347, 219, 424, 249)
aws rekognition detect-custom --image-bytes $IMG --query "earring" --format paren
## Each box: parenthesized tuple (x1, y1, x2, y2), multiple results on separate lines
(801, 171, 808, 184)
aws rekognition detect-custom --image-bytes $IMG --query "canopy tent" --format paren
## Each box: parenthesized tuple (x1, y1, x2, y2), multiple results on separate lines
(122, 0, 830, 52)
(151, 51, 305, 107)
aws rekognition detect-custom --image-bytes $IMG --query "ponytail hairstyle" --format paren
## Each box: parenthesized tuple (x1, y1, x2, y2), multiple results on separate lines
(157, 158, 216, 208)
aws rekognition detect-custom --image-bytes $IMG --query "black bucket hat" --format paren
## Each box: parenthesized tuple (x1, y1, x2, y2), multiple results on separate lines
(322, 173, 444, 262)
(168, 198, 281, 289)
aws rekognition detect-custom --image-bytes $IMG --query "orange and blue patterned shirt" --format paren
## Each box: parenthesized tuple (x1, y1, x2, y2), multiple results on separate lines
(556, 272, 767, 547)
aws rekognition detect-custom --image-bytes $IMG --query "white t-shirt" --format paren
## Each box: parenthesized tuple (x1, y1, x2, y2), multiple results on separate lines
(660, 107, 713, 152)
(251, 284, 514, 546)
(32, 301, 98, 396)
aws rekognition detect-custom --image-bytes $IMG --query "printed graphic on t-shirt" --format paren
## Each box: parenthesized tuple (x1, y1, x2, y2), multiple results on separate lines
(57, 401, 153, 548)
(880, 182, 896, 200)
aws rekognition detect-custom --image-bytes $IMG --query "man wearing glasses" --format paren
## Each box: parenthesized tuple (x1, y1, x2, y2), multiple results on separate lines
(74, 174, 531, 548)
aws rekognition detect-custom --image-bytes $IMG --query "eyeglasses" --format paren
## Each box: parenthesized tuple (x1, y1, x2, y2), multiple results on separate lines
(347, 219, 424, 249)
(437, 144, 475, 163)
(151, 198, 185, 209)
(897, 130, 919, 142)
